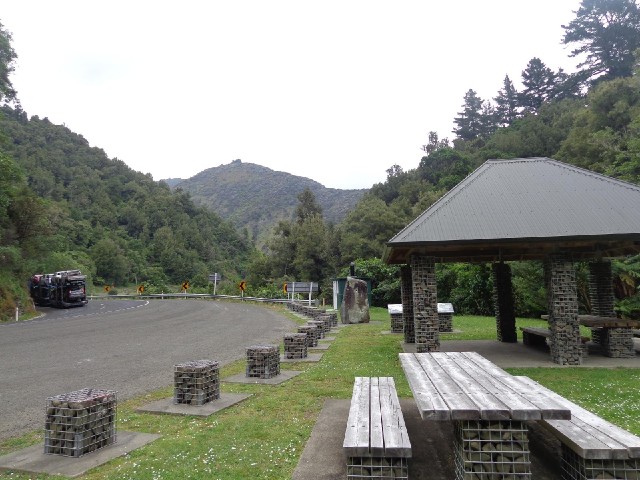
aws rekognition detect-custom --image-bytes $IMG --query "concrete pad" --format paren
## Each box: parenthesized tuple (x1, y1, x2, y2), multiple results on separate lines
(323, 336, 336, 341)
(309, 343, 330, 351)
(223, 370, 303, 385)
(292, 399, 562, 480)
(381, 330, 403, 335)
(402, 340, 640, 368)
(0, 431, 160, 478)
(135, 393, 251, 416)
(280, 353, 324, 363)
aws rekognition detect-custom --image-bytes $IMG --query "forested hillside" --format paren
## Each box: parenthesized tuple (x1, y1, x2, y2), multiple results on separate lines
(171, 159, 365, 245)
(0, 105, 254, 319)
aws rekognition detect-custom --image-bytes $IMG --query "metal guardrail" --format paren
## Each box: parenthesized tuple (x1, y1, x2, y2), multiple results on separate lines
(87, 293, 296, 304)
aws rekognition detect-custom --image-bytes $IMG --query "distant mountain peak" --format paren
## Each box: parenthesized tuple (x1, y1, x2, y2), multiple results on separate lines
(171, 161, 366, 245)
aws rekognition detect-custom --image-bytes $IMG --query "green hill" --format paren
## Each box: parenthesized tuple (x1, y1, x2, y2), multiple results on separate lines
(170, 159, 366, 244)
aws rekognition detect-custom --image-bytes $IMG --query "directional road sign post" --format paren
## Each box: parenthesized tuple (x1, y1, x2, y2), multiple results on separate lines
(209, 273, 221, 295)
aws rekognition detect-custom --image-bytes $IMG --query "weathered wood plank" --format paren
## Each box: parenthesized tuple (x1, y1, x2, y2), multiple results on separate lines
(412, 353, 481, 420)
(379, 377, 412, 458)
(517, 376, 640, 459)
(344, 377, 412, 459)
(520, 326, 551, 337)
(369, 377, 384, 456)
(578, 315, 640, 328)
(461, 352, 571, 419)
(398, 353, 453, 420)
(343, 377, 371, 456)
(451, 353, 542, 420)
(427, 353, 511, 420)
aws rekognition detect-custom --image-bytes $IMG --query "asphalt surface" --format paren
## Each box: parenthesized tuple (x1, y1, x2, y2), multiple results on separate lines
(0, 299, 295, 441)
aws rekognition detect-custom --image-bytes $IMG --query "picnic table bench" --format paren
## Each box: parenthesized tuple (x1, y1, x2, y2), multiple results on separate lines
(520, 326, 551, 347)
(400, 351, 571, 478)
(520, 326, 590, 348)
(517, 376, 640, 479)
(343, 377, 411, 479)
(540, 315, 639, 357)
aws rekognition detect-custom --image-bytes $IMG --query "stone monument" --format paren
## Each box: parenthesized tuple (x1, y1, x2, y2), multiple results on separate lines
(341, 276, 370, 324)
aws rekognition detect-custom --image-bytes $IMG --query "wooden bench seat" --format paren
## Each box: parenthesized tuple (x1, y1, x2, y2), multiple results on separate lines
(343, 377, 411, 478)
(520, 326, 551, 346)
(520, 326, 589, 347)
(517, 376, 640, 478)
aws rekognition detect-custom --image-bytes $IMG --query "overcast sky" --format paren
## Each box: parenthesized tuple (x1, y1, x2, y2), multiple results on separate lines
(2, 1, 583, 189)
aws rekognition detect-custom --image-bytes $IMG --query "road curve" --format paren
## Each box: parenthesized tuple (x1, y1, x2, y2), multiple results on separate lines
(0, 299, 296, 440)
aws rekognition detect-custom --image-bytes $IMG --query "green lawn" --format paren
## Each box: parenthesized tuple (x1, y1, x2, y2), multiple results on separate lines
(1, 306, 639, 479)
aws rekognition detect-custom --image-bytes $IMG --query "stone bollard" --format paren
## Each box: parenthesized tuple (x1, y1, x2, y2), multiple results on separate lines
(174, 359, 220, 406)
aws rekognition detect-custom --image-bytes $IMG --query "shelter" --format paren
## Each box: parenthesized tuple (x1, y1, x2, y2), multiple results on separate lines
(383, 157, 640, 364)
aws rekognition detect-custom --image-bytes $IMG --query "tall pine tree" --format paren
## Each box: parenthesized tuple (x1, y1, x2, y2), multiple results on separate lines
(494, 75, 519, 127)
(453, 89, 484, 141)
(562, 0, 640, 82)
(519, 58, 557, 114)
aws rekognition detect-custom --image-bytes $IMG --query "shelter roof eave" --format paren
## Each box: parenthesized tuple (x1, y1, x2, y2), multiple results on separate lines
(383, 234, 640, 265)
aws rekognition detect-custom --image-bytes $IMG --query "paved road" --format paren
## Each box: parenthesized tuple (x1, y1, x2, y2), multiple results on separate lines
(0, 299, 295, 440)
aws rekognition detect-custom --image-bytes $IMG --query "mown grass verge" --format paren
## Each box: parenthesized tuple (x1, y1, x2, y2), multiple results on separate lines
(1, 307, 639, 479)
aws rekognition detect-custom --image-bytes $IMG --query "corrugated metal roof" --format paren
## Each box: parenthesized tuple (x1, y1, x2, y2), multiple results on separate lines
(389, 157, 640, 245)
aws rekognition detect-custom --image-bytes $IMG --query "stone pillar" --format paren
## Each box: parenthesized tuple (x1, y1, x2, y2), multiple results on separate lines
(492, 262, 517, 343)
(546, 255, 582, 365)
(589, 260, 634, 357)
(400, 266, 415, 344)
(411, 255, 439, 353)
(588, 260, 615, 317)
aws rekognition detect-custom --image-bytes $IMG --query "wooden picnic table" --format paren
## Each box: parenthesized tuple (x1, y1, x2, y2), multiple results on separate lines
(399, 351, 570, 421)
(540, 314, 640, 328)
(399, 351, 572, 478)
(539, 315, 639, 357)
(577, 315, 640, 329)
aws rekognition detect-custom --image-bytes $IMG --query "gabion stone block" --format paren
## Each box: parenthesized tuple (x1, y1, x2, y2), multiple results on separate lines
(547, 255, 582, 365)
(298, 325, 318, 347)
(454, 420, 531, 479)
(347, 457, 408, 479)
(411, 255, 439, 353)
(318, 314, 333, 333)
(246, 344, 280, 378)
(401, 266, 415, 344)
(601, 327, 636, 358)
(438, 313, 453, 333)
(44, 388, 117, 457)
(174, 359, 220, 406)
(308, 320, 326, 339)
(390, 313, 404, 333)
(560, 445, 640, 480)
(284, 333, 308, 359)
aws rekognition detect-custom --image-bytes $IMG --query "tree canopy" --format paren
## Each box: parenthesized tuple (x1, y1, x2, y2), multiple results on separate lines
(0, 21, 17, 105)
(562, 0, 640, 81)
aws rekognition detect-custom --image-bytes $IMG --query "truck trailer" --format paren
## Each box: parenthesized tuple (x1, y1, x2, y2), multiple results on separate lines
(30, 270, 88, 308)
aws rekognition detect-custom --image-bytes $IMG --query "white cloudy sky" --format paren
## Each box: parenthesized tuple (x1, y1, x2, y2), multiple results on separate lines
(2, 1, 583, 189)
